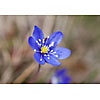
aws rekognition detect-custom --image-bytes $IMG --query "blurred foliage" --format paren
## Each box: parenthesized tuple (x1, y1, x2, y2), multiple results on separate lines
(84, 69, 98, 83)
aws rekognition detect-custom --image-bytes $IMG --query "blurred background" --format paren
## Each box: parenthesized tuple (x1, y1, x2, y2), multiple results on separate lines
(0, 15, 100, 84)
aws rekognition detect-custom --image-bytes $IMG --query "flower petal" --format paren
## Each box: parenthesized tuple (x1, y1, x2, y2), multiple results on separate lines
(46, 31, 63, 48)
(60, 75, 71, 84)
(51, 68, 71, 84)
(55, 68, 67, 76)
(28, 36, 40, 51)
(43, 54, 61, 66)
(53, 47, 71, 59)
(33, 26, 44, 41)
(34, 53, 45, 64)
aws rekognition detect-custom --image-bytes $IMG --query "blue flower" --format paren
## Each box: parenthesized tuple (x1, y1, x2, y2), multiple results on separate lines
(51, 68, 71, 84)
(28, 25, 71, 66)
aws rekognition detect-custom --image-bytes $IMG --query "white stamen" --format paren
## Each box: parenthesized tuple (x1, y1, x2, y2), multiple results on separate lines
(36, 40, 41, 46)
(43, 39, 45, 44)
(48, 57, 50, 59)
(34, 49, 36, 52)
(39, 39, 41, 42)
(40, 55, 42, 61)
(44, 54, 47, 56)
(49, 42, 54, 47)
(36, 40, 38, 43)
(53, 52, 56, 54)
(51, 50, 53, 52)
(47, 55, 50, 56)
(40, 58, 42, 61)
(38, 44, 41, 46)
(49, 45, 51, 47)
(47, 36, 49, 38)
(55, 55, 58, 57)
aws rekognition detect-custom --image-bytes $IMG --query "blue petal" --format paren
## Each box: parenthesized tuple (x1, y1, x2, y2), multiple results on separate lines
(28, 36, 40, 51)
(46, 31, 63, 48)
(60, 75, 71, 84)
(43, 54, 61, 66)
(34, 53, 45, 64)
(53, 47, 71, 59)
(51, 68, 71, 84)
(33, 26, 44, 41)
(55, 68, 67, 76)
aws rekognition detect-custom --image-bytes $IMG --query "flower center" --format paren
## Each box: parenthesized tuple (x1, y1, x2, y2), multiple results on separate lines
(41, 46, 49, 53)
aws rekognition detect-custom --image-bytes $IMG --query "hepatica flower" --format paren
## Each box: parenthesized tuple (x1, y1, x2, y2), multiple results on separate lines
(51, 68, 71, 84)
(28, 26, 71, 66)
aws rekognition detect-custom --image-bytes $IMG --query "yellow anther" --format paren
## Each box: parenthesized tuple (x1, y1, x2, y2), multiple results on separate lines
(41, 46, 49, 53)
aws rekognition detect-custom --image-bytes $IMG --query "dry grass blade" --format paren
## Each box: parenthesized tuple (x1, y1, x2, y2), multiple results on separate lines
(13, 63, 37, 84)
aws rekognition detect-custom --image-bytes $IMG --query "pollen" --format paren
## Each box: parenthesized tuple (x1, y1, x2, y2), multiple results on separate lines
(41, 46, 49, 53)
